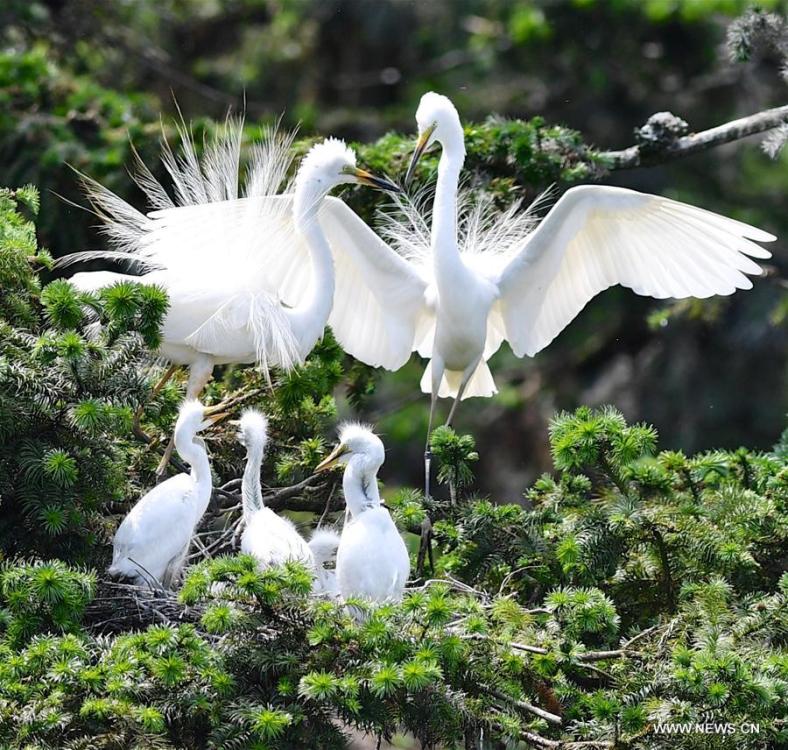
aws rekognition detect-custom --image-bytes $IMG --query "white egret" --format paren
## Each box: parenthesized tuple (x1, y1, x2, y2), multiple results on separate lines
(397, 92, 774, 492)
(59, 121, 404, 474)
(403, 92, 776, 414)
(236, 409, 315, 569)
(108, 399, 224, 588)
(316, 424, 410, 603)
(308, 527, 341, 596)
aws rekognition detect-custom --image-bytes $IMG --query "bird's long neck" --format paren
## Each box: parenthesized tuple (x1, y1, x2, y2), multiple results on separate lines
(174, 430, 212, 516)
(242, 442, 264, 521)
(343, 459, 381, 518)
(288, 185, 335, 355)
(432, 134, 468, 289)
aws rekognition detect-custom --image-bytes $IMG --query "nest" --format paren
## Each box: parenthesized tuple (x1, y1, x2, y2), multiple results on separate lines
(84, 579, 207, 635)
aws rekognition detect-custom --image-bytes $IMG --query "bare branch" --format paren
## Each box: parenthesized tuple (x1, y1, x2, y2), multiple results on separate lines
(211, 474, 341, 514)
(511, 641, 549, 655)
(601, 103, 788, 169)
(488, 687, 562, 726)
(577, 649, 642, 662)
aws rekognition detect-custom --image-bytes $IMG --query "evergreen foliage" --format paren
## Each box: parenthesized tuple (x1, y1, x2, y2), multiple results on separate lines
(0, 187, 168, 560)
(1, 5, 786, 745)
(0, 207, 783, 749)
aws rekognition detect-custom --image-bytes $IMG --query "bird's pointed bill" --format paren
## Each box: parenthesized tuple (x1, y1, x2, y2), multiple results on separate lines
(406, 123, 436, 184)
(200, 411, 228, 429)
(345, 166, 401, 193)
(316, 443, 349, 472)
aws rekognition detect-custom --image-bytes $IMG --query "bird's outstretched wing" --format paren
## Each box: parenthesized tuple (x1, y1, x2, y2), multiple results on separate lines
(319, 197, 429, 370)
(55, 118, 297, 288)
(141, 195, 429, 370)
(493, 185, 774, 358)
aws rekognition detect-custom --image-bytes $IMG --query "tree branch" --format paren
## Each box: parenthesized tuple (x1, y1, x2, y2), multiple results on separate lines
(577, 649, 642, 662)
(601, 103, 788, 169)
(510, 726, 613, 749)
(211, 474, 342, 515)
(488, 687, 562, 726)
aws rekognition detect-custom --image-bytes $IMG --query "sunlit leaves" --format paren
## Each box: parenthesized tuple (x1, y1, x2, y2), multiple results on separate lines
(41, 449, 78, 488)
(200, 604, 240, 634)
(401, 658, 442, 691)
(0, 561, 94, 646)
(98, 281, 168, 349)
(150, 654, 187, 686)
(430, 426, 479, 491)
(369, 663, 402, 698)
(545, 586, 619, 640)
(299, 670, 338, 701)
(135, 706, 165, 733)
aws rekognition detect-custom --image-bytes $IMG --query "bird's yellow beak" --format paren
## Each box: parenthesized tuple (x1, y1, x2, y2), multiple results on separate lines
(315, 442, 349, 472)
(343, 166, 402, 193)
(405, 123, 436, 184)
(201, 410, 228, 428)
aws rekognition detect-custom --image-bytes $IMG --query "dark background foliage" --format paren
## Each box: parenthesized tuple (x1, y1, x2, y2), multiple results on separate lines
(2, 0, 786, 501)
(1, 4, 787, 749)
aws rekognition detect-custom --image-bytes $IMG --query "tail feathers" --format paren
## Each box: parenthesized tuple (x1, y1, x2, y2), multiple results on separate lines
(420, 360, 498, 400)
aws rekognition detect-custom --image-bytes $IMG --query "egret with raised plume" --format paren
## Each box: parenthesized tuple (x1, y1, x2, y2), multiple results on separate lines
(60, 120, 404, 474)
(398, 92, 774, 495)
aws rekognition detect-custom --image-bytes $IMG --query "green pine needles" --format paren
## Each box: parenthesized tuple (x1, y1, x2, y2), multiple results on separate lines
(0, 189, 786, 748)
(0, 187, 168, 560)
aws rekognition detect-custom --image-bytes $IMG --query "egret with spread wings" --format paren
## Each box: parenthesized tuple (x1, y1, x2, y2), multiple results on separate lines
(59, 120, 409, 474)
(398, 92, 773, 495)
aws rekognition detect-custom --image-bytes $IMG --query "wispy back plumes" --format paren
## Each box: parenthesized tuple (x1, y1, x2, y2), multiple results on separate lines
(55, 110, 304, 378)
(378, 182, 555, 282)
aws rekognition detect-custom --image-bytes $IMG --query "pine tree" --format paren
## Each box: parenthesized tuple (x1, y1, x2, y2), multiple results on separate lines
(0, 187, 168, 560)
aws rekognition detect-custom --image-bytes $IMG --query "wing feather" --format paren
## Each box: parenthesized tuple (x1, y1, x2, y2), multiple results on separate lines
(121, 194, 428, 370)
(319, 197, 429, 369)
(497, 185, 773, 357)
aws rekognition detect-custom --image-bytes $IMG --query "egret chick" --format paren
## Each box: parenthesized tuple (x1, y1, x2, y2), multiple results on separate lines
(108, 400, 224, 588)
(308, 527, 341, 596)
(237, 409, 315, 569)
(317, 424, 410, 603)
